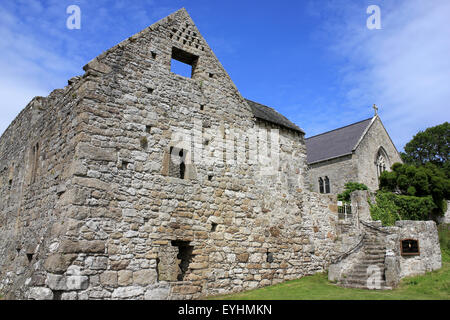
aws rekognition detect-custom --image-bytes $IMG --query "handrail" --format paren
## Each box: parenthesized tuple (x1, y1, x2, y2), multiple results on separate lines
(331, 231, 365, 264)
(359, 220, 390, 234)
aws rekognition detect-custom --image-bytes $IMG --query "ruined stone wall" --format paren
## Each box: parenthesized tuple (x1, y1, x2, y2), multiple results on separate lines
(306, 155, 357, 194)
(0, 9, 347, 300)
(385, 220, 442, 279)
(0, 75, 86, 298)
(354, 117, 403, 190)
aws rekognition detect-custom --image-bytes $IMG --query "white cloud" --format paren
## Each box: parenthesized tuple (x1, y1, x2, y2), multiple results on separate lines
(0, 0, 177, 137)
(0, 4, 81, 137)
(325, 0, 450, 150)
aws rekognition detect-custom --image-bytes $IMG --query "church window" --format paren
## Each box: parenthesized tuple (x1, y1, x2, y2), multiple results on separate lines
(376, 154, 387, 177)
(170, 47, 198, 78)
(324, 176, 330, 194)
(319, 177, 324, 193)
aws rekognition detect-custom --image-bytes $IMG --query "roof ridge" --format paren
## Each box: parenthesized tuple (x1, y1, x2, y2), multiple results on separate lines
(245, 98, 304, 133)
(306, 117, 373, 140)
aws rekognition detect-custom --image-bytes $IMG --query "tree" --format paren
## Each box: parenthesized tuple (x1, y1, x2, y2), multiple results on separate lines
(337, 182, 368, 203)
(401, 122, 449, 167)
(379, 162, 450, 216)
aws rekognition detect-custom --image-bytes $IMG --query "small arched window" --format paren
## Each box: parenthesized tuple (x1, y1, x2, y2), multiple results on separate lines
(324, 176, 330, 194)
(319, 177, 324, 194)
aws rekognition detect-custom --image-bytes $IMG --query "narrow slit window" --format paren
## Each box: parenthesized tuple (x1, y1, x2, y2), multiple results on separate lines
(31, 143, 40, 184)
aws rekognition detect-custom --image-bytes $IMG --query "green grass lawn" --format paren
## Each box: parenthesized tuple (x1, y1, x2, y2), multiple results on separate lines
(208, 224, 450, 300)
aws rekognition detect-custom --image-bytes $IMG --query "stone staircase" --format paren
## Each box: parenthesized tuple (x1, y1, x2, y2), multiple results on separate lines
(340, 225, 392, 290)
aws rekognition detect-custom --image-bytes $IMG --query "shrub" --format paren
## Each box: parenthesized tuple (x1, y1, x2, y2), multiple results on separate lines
(379, 162, 450, 216)
(369, 191, 436, 226)
(140, 136, 148, 149)
(337, 182, 368, 203)
(369, 192, 400, 226)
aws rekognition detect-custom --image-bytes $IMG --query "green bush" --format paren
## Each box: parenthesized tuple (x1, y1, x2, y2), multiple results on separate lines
(337, 182, 368, 203)
(369, 191, 437, 226)
(379, 162, 450, 216)
(369, 192, 400, 226)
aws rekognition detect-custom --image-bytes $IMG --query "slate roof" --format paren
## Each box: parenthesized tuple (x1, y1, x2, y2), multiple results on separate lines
(305, 118, 374, 164)
(245, 99, 304, 133)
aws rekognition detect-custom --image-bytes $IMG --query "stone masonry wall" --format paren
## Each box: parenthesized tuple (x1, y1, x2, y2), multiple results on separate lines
(385, 220, 442, 279)
(0, 75, 86, 298)
(0, 9, 346, 300)
(306, 155, 357, 194)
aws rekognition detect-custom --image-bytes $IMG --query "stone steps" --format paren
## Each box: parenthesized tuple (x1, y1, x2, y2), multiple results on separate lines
(336, 225, 390, 290)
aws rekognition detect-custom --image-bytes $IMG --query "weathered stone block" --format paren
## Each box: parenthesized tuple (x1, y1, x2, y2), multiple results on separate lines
(85, 256, 108, 270)
(76, 143, 117, 162)
(110, 260, 130, 271)
(133, 269, 157, 285)
(144, 284, 170, 300)
(28, 287, 54, 300)
(100, 271, 118, 287)
(46, 274, 67, 291)
(44, 254, 77, 274)
(111, 286, 144, 299)
(118, 270, 133, 286)
(66, 275, 89, 290)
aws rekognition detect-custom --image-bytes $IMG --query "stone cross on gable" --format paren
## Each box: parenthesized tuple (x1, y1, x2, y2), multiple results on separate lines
(373, 104, 378, 116)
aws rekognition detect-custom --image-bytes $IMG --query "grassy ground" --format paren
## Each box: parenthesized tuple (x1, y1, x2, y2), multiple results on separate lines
(209, 224, 450, 300)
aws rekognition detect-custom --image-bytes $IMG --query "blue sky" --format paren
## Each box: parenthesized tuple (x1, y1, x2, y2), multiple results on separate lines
(1, 0, 449, 151)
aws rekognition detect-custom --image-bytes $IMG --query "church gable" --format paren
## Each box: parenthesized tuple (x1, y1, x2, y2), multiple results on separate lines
(305, 114, 402, 193)
(83, 8, 251, 117)
(353, 116, 403, 190)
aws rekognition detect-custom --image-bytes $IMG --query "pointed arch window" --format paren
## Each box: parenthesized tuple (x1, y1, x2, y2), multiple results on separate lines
(324, 176, 330, 194)
(319, 177, 324, 194)
(376, 154, 387, 177)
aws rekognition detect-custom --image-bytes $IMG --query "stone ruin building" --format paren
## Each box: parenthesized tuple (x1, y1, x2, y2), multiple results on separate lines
(0, 8, 442, 300)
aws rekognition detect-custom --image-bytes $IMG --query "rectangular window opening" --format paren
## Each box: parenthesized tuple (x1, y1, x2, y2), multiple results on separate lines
(171, 47, 198, 78)
(266, 250, 274, 263)
(171, 240, 194, 281)
(169, 146, 186, 179)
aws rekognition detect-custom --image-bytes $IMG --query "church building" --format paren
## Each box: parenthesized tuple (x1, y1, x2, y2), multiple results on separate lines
(306, 108, 403, 194)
